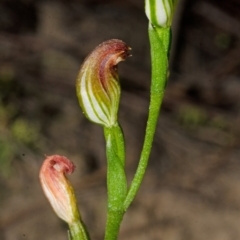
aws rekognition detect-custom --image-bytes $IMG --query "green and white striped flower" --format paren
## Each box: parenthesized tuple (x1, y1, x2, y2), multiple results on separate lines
(145, 0, 176, 28)
(76, 39, 130, 127)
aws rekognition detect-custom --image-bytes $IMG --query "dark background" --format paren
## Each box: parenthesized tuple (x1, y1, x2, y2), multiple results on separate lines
(0, 0, 240, 239)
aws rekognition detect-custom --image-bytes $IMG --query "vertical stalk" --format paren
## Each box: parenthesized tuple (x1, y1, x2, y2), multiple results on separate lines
(123, 25, 171, 211)
(104, 210, 124, 240)
(104, 124, 127, 240)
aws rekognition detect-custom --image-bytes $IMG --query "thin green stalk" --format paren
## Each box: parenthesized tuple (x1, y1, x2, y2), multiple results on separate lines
(69, 221, 89, 240)
(123, 25, 171, 211)
(104, 123, 127, 240)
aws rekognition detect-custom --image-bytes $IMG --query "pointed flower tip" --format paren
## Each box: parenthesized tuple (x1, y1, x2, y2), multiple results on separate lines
(145, 0, 177, 28)
(76, 39, 130, 127)
(39, 155, 80, 224)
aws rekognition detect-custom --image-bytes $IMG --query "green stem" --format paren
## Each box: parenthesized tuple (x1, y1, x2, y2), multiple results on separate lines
(69, 220, 89, 240)
(123, 25, 171, 211)
(104, 123, 127, 240)
(104, 210, 124, 240)
(104, 123, 125, 166)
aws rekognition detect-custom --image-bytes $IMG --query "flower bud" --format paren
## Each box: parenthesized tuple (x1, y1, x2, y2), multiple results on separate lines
(76, 39, 130, 127)
(39, 155, 80, 224)
(145, 0, 176, 28)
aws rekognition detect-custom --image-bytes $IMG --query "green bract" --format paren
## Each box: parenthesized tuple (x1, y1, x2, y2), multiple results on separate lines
(145, 0, 176, 28)
(76, 39, 130, 127)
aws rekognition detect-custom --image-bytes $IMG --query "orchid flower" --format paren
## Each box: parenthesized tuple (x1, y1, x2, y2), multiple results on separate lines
(76, 39, 130, 127)
(39, 155, 80, 224)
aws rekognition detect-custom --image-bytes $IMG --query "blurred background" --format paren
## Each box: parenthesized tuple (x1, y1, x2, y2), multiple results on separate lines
(0, 0, 240, 239)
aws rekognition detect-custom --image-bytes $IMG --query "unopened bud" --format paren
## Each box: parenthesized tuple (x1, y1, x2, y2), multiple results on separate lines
(145, 0, 176, 28)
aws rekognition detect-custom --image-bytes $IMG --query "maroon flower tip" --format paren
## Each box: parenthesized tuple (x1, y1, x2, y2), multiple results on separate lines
(44, 155, 75, 175)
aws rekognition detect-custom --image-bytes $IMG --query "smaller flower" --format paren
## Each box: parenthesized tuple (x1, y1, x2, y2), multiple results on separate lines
(39, 155, 80, 224)
(76, 39, 130, 127)
(145, 0, 176, 28)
